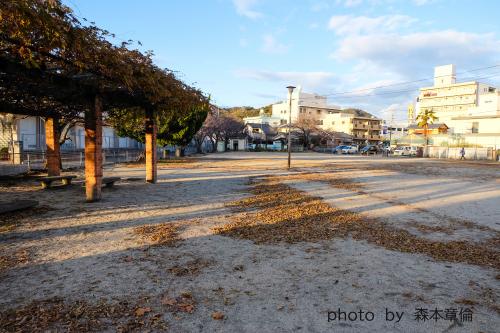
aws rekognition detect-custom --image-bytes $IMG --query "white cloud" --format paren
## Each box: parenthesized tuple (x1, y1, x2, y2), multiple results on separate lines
(232, 0, 262, 19)
(234, 69, 336, 88)
(261, 34, 289, 54)
(333, 30, 500, 78)
(239, 38, 248, 47)
(328, 14, 416, 35)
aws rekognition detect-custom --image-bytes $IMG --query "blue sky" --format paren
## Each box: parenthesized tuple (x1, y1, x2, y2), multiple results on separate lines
(64, 0, 500, 122)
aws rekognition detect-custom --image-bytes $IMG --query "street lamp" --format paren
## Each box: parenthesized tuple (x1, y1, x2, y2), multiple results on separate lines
(286, 85, 295, 169)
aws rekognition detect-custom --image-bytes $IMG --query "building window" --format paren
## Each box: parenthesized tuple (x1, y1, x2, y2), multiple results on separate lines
(472, 122, 479, 134)
(252, 128, 259, 133)
(332, 121, 335, 125)
(317, 110, 321, 114)
(281, 119, 287, 125)
(342, 121, 345, 124)
(316, 120, 323, 125)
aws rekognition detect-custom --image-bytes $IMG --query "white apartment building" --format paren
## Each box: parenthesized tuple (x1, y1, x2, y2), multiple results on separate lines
(418, 64, 500, 147)
(271, 86, 342, 125)
(271, 86, 381, 143)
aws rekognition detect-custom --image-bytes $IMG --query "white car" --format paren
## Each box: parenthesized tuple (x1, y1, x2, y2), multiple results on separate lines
(393, 146, 417, 156)
(341, 145, 358, 154)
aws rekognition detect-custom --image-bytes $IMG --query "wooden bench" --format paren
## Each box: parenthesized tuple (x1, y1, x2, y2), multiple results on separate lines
(39, 175, 77, 189)
(0, 200, 39, 214)
(81, 177, 121, 188)
(102, 177, 120, 188)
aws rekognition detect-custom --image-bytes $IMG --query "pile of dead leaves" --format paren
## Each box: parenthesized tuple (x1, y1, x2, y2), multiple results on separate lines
(0, 298, 167, 333)
(216, 181, 361, 244)
(134, 223, 181, 247)
(0, 248, 30, 272)
(216, 179, 500, 269)
(0, 206, 53, 233)
(161, 292, 196, 314)
(168, 258, 213, 277)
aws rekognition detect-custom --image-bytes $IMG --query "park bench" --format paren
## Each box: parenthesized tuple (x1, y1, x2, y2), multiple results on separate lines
(102, 177, 120, 188)
(0, 200, 39, 214)
(81, 177, 121, 188)
(39, 175, 77, 189)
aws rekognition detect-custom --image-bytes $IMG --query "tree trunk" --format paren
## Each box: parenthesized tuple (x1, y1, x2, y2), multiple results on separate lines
(45, 117, 61, 176)
(84, 95, 103, 202)
(145, 107, 157, 183)
(175, 146, 185, 157)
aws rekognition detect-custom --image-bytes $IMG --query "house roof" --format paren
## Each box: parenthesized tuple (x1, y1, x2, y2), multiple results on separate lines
(246, 123, 277, 135)
(408, 123, 448, 129)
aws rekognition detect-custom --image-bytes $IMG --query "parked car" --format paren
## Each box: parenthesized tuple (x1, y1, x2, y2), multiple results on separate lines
(393, 146, 418, 157)
(360, 145, 379, 155)
(332, 145, 350, 154)
(341, 145, 358, 154)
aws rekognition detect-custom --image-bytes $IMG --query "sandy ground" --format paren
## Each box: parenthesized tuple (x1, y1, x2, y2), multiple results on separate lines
(0, 152, 499, 332)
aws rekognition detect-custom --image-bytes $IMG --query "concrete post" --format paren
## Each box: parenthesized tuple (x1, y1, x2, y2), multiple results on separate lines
(45, 117, 61, 176)
(145, 107, 157, 183)
(84, 95, 103, 202)
(12, 141, 23, 164)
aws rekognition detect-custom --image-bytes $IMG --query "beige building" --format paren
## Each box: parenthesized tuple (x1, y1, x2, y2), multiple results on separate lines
(271, 86, 381, 143)
(417, 64, 500, 148)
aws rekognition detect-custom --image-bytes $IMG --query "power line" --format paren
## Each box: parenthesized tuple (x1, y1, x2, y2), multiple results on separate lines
(319, 64, 500, 98)
(293, 71, 500, 101)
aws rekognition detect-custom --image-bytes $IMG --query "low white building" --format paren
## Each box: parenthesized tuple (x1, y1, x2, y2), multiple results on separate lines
(0, 114, 143, 151)
(243, 109, 281, 127)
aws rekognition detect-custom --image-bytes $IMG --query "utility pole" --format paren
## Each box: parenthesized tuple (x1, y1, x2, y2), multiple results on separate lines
(286, 86, 295, 169)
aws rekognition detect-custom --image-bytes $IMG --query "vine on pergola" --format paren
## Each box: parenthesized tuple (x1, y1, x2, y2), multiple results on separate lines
(0, 0, 210, 138)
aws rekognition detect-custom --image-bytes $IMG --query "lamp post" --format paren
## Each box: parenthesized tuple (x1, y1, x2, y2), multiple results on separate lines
(286, 85, 295, 169)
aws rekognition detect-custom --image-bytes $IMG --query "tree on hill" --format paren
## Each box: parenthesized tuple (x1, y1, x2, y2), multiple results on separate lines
(220, 105, 272, 120)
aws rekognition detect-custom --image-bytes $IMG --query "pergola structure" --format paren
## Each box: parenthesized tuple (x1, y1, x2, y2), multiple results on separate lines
(1, 0, 209, 202)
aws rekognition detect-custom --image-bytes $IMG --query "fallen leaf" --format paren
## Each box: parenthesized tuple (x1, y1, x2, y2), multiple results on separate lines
(212, 311, 224, 320)
(178, 303, 194, 313)
(135, 307, 151, 317)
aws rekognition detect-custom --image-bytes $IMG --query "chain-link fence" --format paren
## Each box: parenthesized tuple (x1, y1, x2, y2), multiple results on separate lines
(1, 149, 145, 171)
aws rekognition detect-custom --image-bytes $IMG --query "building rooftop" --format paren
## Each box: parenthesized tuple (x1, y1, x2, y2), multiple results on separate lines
(408, 123, 448, 129)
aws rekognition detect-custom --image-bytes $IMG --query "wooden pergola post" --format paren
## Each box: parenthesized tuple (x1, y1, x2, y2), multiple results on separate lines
(45, 117, 61, 176)
(84, 95, 103, 202)
(145, 106, 157, 183)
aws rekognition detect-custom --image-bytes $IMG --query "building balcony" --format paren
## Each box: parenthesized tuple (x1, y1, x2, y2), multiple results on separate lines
(353, 123, 368, 130)
(352, 132, 380, 140)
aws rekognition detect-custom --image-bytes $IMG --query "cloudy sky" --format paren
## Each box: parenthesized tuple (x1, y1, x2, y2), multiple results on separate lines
(65, 0, 500, 122)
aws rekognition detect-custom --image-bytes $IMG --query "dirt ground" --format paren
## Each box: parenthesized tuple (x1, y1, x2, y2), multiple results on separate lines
(0, 152, 499, 332)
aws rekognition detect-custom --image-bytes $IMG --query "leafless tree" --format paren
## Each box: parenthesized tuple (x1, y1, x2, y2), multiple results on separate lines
(292, 114, 320, 148)
(194, 112, 244, 153)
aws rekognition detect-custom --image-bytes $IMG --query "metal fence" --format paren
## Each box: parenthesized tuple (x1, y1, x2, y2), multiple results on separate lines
(2, 149, 145, 171)
(426, 146, 498, 161)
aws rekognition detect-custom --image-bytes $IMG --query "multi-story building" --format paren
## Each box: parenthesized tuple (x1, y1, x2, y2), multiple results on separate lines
(271, 86, 342, 125)
(271, 86, 382, 144)
(417, 64, 500, 147)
